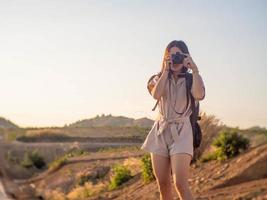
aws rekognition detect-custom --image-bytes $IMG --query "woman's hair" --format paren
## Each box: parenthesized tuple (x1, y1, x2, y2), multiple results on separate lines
(160, 40, 190, 74)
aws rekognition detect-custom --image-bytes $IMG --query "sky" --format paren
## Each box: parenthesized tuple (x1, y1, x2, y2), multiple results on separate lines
(0, 0, 266, 129)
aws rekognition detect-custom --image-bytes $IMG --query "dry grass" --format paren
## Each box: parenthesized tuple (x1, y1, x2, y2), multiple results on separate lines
(122, 157, 142, 175)
(66, 182, 106, 199)
(23, 126, 149, 139)
(195, 111, 225, 159)
(44, 188, 66, 200)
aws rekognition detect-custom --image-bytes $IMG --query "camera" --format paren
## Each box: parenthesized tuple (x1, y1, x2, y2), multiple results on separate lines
(171, 52, 188, 64)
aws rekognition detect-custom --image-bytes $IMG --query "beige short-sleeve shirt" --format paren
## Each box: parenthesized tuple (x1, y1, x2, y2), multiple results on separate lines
(148, 72, 205, 142)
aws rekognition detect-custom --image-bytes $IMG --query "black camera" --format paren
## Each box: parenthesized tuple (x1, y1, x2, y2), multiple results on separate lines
(171, 52, 188, 64)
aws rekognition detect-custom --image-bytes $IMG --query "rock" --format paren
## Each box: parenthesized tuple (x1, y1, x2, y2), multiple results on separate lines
(213, 174, 224, 180)
(223, 163, 229, 168)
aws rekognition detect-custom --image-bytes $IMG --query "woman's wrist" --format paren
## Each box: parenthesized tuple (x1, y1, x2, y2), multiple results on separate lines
(192, 67, 199, 74)
(163, 69, 170, 74)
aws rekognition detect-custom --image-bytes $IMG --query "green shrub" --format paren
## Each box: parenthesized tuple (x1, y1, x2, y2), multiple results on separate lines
(108, 164, 133, 190)
(20, 149, 46, 169)
(200, 152, 218, 162)
(213, 129, 249, 158)
(48, 155, 68, 171)
(30, 149, 46, 169)
(214, 148, 228, 161)
(21, 151, 34, 168)
(201, 129, 249, 162)
(141, 153, 155, 183)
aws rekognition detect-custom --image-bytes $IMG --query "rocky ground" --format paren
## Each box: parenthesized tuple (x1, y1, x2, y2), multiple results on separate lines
(1, 143, 266, 200)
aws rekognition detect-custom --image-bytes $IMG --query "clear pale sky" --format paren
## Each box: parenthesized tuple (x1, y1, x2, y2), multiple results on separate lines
(0, 0, 266, 129)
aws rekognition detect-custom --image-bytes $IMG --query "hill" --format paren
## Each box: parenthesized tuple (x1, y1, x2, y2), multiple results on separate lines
(0, 117, 20, 129)
(1, 112, 267, 199)
(66, 114, 154, 128)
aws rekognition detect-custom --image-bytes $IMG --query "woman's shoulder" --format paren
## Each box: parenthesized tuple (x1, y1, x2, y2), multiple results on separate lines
(147, 71, 162, 83)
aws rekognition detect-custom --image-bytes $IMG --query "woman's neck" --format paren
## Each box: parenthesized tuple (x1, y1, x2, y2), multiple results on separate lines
(172, 69, 183, 76)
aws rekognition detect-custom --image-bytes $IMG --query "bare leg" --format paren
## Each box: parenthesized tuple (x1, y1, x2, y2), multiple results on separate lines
(150, 153, 173, 200)
(170, 153, 194, 200)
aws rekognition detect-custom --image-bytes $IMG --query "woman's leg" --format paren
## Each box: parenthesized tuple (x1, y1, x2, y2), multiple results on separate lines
(170, 153, 194, 200)
(150, 153, 173, 200)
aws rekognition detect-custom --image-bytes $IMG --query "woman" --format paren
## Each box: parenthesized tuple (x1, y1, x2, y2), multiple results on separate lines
(141, 40, 205, 200)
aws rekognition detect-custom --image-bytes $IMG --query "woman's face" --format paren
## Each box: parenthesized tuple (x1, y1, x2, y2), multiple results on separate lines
(169, 46, 184, 72)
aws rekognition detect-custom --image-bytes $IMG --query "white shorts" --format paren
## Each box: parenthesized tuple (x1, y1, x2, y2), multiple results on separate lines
(141, 121, 194, 160)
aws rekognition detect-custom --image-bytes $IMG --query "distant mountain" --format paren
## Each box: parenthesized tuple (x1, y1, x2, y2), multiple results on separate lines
(246, 126, 267, 131)
(67, 114, 154, 128)
(133, 117, 154, 127)
(0, 117, 20, 129)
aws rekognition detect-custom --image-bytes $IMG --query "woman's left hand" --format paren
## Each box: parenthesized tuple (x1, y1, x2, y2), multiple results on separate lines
(182, 53, 198, 71)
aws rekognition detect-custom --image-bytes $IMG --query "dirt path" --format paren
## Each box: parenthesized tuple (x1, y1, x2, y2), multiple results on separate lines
(3, 139, 267, 199)
(14, 151, 144, 185)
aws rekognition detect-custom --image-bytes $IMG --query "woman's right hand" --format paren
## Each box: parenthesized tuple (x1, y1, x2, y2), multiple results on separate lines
(163, 55, 172, 72)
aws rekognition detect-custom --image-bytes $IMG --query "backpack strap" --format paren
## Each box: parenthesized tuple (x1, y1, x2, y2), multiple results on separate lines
(152, 100, 159, 111)
(185, 72, 197, 121)
(185, 73, 194, 106)
(185, 72, 201, 122)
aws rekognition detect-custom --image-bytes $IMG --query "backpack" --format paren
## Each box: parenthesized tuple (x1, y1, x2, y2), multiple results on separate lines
(185, 72, 202, 150)
(147, 71, 202, 150)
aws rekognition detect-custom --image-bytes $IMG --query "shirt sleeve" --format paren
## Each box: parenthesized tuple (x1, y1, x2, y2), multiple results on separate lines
(190, 73, 206, 101)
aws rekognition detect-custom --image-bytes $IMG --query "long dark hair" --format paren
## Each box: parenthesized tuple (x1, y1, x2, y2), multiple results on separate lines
(160, 40, 190, 74)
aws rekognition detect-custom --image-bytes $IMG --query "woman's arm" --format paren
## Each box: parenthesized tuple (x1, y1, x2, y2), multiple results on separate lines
(182, 54, 205, 101)
(190, 71, 206, 101)
(148, 70, 169, 100)
(148, 55, 172, 100)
